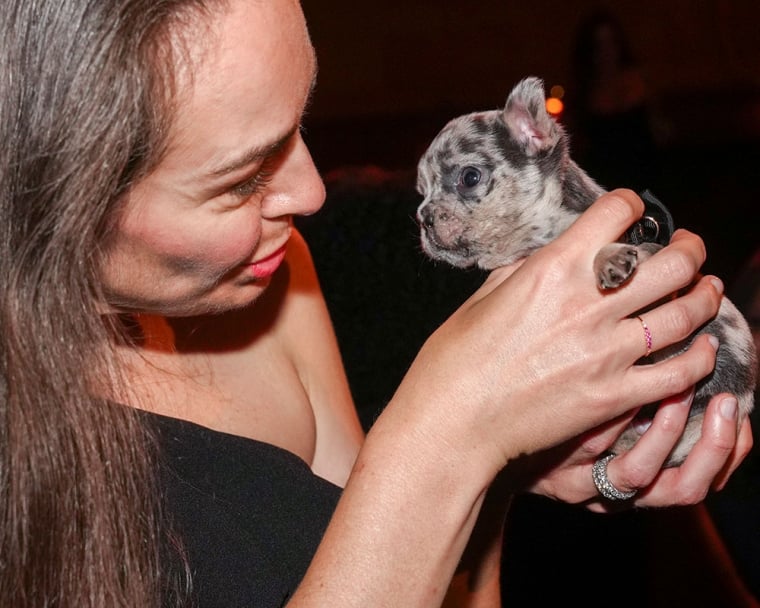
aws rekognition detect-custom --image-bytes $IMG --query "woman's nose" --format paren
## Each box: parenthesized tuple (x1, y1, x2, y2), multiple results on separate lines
(262, 134, 325, 219)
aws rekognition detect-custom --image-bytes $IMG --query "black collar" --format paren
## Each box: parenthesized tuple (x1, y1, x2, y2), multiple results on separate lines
(626, 190, 675, 246)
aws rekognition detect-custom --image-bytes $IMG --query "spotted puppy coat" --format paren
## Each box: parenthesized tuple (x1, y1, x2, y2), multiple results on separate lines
(416, 76, 756, 466)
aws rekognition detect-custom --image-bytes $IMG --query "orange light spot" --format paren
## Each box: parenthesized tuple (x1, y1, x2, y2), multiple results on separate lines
(545, 97, 564, 116)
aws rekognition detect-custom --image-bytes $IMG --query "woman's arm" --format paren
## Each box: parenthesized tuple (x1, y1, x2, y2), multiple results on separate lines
(442, 480, 512, 608)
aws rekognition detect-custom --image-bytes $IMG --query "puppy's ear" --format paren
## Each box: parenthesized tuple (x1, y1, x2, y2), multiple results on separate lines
(502, 77, 561, 155)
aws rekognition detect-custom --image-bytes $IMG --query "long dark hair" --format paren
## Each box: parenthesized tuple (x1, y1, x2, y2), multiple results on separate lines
(0, 1, 220, 605)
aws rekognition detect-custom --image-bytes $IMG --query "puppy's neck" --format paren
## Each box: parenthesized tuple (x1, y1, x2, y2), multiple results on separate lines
(560, 152, 607, 215)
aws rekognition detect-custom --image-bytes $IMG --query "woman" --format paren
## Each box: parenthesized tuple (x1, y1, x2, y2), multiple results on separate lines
(0, 1, 751, 606)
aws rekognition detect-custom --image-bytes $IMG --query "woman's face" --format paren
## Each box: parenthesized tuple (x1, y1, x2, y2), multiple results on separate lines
(101, 0, 324, 316)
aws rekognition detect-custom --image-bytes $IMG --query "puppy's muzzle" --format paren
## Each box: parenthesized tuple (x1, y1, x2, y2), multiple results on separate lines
(416, 201, 468, 252)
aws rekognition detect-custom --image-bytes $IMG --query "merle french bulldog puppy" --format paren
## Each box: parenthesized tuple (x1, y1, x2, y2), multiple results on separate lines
(416, 76, 756, 466)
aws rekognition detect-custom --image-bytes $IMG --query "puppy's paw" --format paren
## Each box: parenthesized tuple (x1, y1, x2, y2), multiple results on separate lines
(594, 243, 639, 289)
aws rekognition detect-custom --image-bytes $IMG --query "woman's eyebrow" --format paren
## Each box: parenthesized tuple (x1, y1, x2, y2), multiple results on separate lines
(206, 124, 299, 178)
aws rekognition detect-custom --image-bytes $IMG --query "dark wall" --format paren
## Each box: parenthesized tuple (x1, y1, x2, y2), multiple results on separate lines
(302, 1, 760, 122)
(300, 2, 760, 158)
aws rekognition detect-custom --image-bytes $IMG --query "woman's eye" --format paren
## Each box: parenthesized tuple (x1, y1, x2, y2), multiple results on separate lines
(231, 169, 274, 198)
(458, 166, 482, 189)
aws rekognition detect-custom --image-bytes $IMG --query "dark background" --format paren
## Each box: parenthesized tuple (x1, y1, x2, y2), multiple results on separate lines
(296, 2, 760, 606)
(301, 0, 760, 285)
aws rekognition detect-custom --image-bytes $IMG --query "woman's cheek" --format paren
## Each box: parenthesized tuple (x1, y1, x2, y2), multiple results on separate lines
(198, 211, 263, 267)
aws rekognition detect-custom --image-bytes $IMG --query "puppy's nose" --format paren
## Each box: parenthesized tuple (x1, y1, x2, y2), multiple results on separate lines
(418, 204, 435, 228)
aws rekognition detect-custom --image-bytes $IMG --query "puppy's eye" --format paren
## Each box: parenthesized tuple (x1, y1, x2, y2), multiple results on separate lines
(458, 166, 482, 190)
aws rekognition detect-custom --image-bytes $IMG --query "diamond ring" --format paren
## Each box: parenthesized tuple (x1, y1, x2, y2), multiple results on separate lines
(592, 453, 637, 501)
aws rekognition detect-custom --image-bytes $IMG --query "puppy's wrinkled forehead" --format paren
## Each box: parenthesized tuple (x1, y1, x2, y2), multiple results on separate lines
(416, 110, 528, 196)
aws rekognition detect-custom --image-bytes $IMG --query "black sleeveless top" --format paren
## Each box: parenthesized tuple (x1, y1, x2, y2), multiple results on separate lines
(147, 412, 342, 607)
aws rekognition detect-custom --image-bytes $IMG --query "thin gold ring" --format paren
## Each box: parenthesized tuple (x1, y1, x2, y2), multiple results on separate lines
(637, 316, 653, 357)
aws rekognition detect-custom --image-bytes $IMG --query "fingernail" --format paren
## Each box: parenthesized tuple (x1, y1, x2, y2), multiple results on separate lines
(633, 419, 652, 434)
(710, 276, 724, 294)
(676, 386, 696, 405)
(664, 386, 695, 406)
(719, 396, 738, 420)
(707, 335, 720, 351)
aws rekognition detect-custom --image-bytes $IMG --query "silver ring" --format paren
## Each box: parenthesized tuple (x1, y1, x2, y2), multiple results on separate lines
(592, 454, 637, 501)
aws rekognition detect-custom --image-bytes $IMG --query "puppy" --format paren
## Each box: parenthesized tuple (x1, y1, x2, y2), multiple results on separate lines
(416, 76, 756, 466)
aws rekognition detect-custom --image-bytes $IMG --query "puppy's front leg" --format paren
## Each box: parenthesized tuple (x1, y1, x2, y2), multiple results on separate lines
(594, 242, 662, 289)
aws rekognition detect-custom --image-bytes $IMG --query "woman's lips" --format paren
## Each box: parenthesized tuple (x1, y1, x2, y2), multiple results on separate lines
(248, 243, 287, 279)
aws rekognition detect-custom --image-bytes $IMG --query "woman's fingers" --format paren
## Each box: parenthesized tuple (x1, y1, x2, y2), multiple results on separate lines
(639, 394, 740, 505)
(586, 393, 746, 511)
(573, 391, 693, 510)
(552, 189, 719, 326)
(712, 417, 754, 490)
(559, 189, 645, 250)
(603, 388, 695, 494)
(621, 333, 719, 410)
(620, 274, 723, 359)
(616, 227, 708, 305)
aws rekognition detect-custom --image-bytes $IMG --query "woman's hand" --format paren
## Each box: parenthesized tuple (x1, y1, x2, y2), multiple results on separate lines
(397, 189, 724, 480)
(514, 390, 753, 511)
